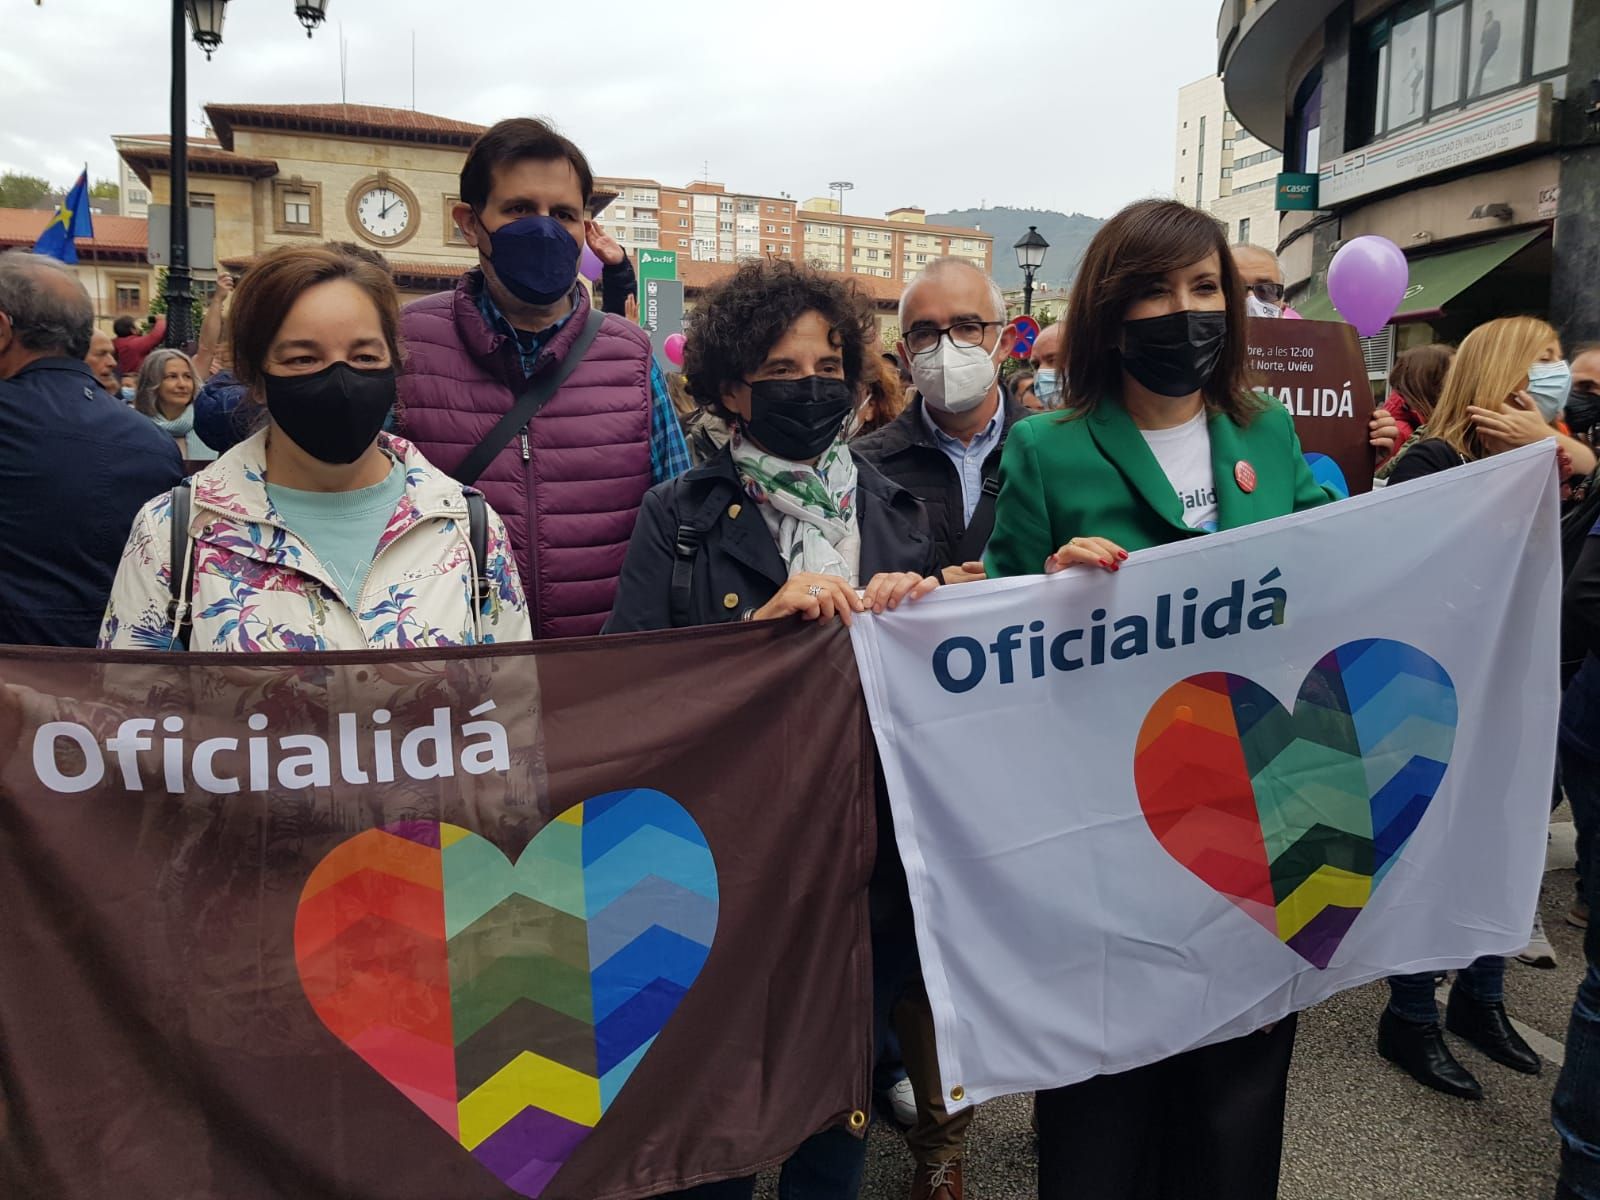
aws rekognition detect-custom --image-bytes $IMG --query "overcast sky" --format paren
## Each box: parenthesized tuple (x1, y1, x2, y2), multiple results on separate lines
(2, 0, 1218, 220)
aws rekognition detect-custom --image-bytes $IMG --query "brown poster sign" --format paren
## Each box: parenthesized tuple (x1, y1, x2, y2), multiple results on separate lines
(0, 622, 871, 1200)
(1247, 317, 1377, 496)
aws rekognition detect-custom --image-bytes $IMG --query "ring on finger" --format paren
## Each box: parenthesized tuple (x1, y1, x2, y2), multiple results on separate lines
(806, 584, 824, 597)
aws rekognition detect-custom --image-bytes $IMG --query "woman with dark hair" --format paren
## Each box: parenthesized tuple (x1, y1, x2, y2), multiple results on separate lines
(986, 199, 1337, 1200)
(606, 259, 941, 1200)
(100, 244, 530, 650)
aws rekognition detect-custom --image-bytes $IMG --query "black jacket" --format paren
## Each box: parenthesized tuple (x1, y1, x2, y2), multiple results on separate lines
(0, 357, 184, 646)
(604, 445, 934, 632)
(851, 389, 1031, 569)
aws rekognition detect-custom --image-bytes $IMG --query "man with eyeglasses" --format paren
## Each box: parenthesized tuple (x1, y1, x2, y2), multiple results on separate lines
(855, 258, 1025, 596)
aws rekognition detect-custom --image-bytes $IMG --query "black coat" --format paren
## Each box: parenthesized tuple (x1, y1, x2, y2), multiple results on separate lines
(0, 357, 183, 646)
(604, 445, 935, 632)
(851, 390, 1031, 569)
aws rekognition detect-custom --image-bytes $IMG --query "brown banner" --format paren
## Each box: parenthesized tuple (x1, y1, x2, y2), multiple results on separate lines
(0, 620, 872, 1200)
(1247, 317, 1377, 496)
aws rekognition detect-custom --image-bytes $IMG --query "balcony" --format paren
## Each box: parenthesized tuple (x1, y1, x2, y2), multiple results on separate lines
(1218, 0, 1345, 149)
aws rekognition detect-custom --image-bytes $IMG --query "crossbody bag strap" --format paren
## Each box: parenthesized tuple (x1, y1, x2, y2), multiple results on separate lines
(668, 488, 736, 627)
(453, 307, 606, 486)
(953, 430, 1010, 565)
(464, 490, 490, 605)
(166, 479, 195, 650)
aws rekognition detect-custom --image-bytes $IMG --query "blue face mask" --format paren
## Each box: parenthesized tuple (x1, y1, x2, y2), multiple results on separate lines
(1528, 360, 1572, 423)
(1034, 368, 1060, 408)
(118, 386, 135, 404)
(485, 214, 580, 307)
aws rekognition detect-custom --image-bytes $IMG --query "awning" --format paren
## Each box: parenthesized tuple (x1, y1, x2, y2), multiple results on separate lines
(1293, 229, 1545, 323)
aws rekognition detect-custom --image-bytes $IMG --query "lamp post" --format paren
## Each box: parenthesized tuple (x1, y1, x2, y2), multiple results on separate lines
(1014, 225, 1050, 316)
(828, 181, 853, 273)
(165, 1, 327, 349)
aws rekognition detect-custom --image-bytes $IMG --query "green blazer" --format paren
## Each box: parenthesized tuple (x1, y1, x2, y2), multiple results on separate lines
(986, 400, 1334, 577)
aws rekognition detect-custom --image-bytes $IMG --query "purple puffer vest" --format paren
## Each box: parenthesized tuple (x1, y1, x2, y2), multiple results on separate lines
(398, 271, 652, 639)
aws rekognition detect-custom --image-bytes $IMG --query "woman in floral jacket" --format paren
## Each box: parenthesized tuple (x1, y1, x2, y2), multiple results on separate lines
(100, 244, 531, 651)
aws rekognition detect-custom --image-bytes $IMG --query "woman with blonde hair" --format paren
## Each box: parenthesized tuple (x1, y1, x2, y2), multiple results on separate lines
(1385, 315, 1592, 486)
(134, 347, 215, 462)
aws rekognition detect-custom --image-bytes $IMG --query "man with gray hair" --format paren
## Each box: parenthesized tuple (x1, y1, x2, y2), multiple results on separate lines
(0, 251, 183, 646)
(855, 256, 1024, 587)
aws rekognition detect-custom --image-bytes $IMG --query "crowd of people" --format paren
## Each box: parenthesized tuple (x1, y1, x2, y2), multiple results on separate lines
(0, 114, 1595, 1200)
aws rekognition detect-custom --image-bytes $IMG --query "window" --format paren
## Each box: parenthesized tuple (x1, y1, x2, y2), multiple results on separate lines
(113, 280, 141, 312)
(765, 224, 774, 232)
(765, 243, 775, 252)
(129, 187, 149, 204)
(766, 205, 774, 213)
(1239, 218, 1251, 244)
(272, 180, 321, 235)
(915, 253, 928, 264)
(1290, 69, 1323, 173)
(781, 225, 791, 234)
(720, 220, 734, 232)
(678, 198, 689, 207)
(678, 238, 689, 247)
(1196, 116, 1206, 205)
(719, 200, 733, 212)
(443, 193, 469, 244)
(635, 230, 656, 247)
(678, 217, 689, 228)
(190, 192, 215, 209)
(867, 249, 879, 260)
(1354, 0, 1567, 146)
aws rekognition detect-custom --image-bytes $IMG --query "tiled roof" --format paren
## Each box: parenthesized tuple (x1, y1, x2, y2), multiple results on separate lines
(678, 258, 902, 305)
(118, 139, 279, 187)
(0, 208, 148, 256)
(206, 102, 486, 150)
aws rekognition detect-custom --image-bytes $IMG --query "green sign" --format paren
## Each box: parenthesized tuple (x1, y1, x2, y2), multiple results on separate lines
(638, 248, 678, 293)
(1275, 173, 1320, 212)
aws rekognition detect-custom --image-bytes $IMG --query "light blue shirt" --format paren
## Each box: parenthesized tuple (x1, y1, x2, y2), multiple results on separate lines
(920, 399, 1005, 523)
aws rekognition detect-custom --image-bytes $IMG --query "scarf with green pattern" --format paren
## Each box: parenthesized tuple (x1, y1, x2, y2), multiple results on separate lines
(730, 431, 861, 586)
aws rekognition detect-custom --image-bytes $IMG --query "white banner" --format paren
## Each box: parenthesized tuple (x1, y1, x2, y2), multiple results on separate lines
(851, 444, 1560, 1108)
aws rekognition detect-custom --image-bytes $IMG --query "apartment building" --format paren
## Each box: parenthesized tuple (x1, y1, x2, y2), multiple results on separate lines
(800, 203, 994, 285)
(1173, 74, 1283, 250)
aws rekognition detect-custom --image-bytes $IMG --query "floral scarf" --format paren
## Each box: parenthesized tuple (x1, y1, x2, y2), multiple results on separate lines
(730, 431, 861, 585)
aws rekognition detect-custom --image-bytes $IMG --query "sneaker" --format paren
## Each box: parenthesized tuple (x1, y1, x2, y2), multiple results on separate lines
(1569, 897, 1590, 930)
(885, 1076, 917, 1130)
(1517, 911, 1558, 969)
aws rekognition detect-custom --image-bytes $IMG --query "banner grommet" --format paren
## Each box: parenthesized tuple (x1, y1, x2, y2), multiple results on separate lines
(949, 1086, 965, 1103)
(848, 1110, 867, 1130)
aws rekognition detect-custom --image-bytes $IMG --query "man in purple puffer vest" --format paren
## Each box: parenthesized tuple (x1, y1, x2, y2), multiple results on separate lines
(399, 118, 691, 638)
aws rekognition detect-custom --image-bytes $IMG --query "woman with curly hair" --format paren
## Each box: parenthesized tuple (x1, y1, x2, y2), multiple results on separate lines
(606, 260, 940, 1200)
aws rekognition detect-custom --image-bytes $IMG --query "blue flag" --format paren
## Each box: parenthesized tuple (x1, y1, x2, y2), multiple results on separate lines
(32, 169, 95, 264)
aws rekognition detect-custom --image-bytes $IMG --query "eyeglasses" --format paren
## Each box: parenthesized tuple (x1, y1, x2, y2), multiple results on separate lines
(1246, 281, 1286, 304)
(904, 320, 1005, 357)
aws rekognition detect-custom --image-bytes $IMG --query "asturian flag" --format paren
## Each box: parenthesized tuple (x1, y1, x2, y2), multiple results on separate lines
(32, 168, 94, 264)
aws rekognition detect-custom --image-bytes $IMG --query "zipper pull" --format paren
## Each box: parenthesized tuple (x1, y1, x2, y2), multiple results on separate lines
(519, 430, 530, 462)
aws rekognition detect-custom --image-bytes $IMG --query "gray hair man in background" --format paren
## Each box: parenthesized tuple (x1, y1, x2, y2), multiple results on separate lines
(0, 251, 183, 646)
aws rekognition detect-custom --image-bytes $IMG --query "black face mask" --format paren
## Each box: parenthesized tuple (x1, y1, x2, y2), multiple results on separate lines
(744, 376, 854, 462)
(1566, 388, 1600, 437)
(1120, 310, 1228, 398)
(263, 361, 396, 465)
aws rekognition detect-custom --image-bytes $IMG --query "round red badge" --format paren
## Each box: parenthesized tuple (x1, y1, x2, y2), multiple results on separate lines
(1234, 460, 1257, 493)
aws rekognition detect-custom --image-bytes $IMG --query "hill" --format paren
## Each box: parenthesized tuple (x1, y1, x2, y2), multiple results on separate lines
(928, 207, 1105, 290)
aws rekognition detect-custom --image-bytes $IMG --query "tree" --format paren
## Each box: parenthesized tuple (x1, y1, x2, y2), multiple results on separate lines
(90, 180, 120, 204)
(0, 172, 53, 210)
(148, 268, 205, 334)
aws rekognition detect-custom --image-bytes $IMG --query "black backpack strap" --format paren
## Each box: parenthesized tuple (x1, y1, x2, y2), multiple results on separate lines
(953, 427, 1011, 565)
(166, 479, 195, 650)
(453, 306, 606, 486)
(464, 490, 490, 606)
(667, 487, 737, 627)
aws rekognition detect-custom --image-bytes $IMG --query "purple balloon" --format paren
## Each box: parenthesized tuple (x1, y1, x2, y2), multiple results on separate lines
(580, 245, 604, 282)
(1327, 236, 1409, 337)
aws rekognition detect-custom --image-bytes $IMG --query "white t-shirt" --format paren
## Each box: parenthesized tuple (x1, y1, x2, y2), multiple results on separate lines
(1139, 410, 1218, 532)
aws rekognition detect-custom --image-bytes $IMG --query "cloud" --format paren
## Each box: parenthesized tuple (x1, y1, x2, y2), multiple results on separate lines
(2, 0, 1218, 219)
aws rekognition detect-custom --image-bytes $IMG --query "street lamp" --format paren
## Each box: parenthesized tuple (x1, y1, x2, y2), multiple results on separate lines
(1014, 225, 1050, 316)
(828, 181, 853, 273)
(165, 0, 327, 349)
(294, 0, 331, 36)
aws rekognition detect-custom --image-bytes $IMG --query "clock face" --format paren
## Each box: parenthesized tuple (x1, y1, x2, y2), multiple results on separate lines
(355, 185, 412, 241)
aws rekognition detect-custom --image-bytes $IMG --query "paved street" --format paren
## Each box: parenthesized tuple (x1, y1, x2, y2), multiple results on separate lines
(763, 815, 1586, 1199)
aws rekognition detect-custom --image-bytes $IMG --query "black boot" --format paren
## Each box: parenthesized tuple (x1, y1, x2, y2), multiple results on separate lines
(1445, 989, 1542, 1075)
(1378, 1007, 1484, 1100)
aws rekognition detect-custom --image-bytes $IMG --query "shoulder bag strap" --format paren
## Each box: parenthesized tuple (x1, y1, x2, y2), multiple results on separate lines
(453, 307, 606, 486)
(464, 490, 490, 605)
(166, 479, 195, 650)
(953, 428, 1011, 565)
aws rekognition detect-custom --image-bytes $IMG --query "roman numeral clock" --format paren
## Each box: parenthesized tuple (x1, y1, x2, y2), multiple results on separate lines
(348, 175, 419, 247)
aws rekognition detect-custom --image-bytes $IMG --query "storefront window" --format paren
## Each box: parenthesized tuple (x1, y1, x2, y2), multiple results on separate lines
(1432, 3, 1465, 109)
(1290, 71, 1323, 174)
(1353, 0, 1570, 147)
(1469, 0, 1526, 97)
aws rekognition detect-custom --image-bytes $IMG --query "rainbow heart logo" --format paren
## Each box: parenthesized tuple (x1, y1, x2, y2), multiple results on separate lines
(293, 790, 718, 1198)
(1134, 639, 1456, 968)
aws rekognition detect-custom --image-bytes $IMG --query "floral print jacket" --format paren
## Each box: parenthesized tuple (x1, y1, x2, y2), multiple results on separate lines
(99, 430, 533, 651)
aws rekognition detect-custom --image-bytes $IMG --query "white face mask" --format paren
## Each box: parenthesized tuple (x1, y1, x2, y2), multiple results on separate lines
(909, 336, 1002, 414)
(1245, 293, 1283, 319)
